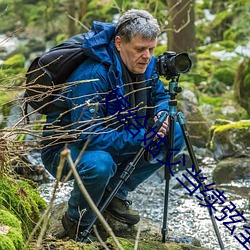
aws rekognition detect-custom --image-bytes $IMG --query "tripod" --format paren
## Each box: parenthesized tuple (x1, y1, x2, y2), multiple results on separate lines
(81, 111, 168, 241)
(161, 77, 225, 249)
(82, 77, 225, 250)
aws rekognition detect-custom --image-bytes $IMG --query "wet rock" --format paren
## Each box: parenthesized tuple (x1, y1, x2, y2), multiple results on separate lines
(209, 119, 250, 160)
(44, 201, 211, 250)
(213, 157, 250, 184)
(179, 100, 211, 148)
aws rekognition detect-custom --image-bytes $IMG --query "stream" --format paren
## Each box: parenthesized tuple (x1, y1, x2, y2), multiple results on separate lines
(38, 154, 250, 250)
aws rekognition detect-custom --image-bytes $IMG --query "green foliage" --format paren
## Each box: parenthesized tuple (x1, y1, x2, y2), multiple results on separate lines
(1, 54, 25, 69)
(213, 67, 235, 86)
(0, 175, 47, 239)
(0, 235, 16, 250)
(0, 209, 24, 250)
(199, 91, 248, 121)
(199, 95, 224, 107)
(196, 0, 250, 47)
(0, 54, 26, 84)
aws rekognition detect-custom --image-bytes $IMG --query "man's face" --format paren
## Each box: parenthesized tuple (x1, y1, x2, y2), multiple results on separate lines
(115, 35, 157, 74)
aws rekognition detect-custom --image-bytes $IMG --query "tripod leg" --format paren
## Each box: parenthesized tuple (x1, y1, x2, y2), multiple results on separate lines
(162, 114, 175, 243)
(162, 166, 171, 243)
(177, 112, 225, 250)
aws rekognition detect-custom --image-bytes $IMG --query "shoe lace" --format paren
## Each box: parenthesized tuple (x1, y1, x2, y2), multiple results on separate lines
(123, 199, 132, 209)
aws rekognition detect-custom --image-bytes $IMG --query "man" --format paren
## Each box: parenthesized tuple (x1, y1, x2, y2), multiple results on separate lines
(41, 9, 185, 241)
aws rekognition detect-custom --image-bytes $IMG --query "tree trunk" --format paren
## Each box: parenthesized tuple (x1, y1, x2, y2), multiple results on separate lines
(78, 0, 88, 20)
(67, 0, 77, 36)
(167, 0, 196, 62)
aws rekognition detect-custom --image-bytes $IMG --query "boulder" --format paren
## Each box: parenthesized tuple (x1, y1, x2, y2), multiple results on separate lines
(179, 100, 211, 148)
(213, 157, 250, 184)
(176, 83, 211, 148)
(41, 201, 211, 250)
(209, 119, 250, 160)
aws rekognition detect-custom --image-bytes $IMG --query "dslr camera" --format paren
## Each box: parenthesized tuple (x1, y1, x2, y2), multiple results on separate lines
(156, 51, 192, 79)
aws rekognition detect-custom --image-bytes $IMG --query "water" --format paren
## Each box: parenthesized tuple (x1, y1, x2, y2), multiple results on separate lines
(38, 156, 250, 250)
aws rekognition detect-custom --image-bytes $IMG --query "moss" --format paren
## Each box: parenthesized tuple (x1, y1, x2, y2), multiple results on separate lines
(1, 54, 25, 69)
(0, 54, 26, 86)
(0, 174, 47, 239)
(0, 209, 24, 249)
(0, 209, 21, 229)
(199, 95, 224, 107)
(235, 57, 250, 115)
(213, 67, 235, 86)
(105, 237, 204, 250)
(213, 120, 250, 133)
(199, 91, 248, 121)
(0, 235, 16, 250)
(209, 120, 250, 151)
(7, 228, 24, 249)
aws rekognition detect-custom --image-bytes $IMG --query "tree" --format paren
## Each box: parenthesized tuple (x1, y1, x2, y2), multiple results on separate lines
(166, 0, 196, 62)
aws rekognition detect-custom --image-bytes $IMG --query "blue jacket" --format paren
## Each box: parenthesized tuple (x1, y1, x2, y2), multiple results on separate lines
(44, 21, 170, 156)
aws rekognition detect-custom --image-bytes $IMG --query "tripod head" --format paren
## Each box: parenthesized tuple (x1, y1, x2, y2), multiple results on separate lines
(168, 76, 182, 100)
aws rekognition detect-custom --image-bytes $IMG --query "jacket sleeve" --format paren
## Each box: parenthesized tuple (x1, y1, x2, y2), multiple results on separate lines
(65, 61, 145, 155)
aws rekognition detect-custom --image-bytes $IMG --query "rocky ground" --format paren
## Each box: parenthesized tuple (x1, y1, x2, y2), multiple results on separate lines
(31, 201, 211, 250)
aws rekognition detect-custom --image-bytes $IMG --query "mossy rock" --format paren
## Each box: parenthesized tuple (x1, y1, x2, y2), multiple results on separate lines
(28, 237, 210, 250)
(235, 57, 250, 116)
(209, 120, 250, 160)
(0, 209, 24, 250)
(0, 174, 47, 239)
(106, 237, 210, 250)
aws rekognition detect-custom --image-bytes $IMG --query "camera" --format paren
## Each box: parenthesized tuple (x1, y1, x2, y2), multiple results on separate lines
(156, 51, 192, 79)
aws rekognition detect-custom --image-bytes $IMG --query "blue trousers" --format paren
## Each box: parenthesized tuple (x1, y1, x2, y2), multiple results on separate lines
(41, 123, 185, 226)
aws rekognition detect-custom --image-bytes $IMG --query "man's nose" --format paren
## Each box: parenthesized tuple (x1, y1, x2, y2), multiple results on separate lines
(142, 49, 151, 59)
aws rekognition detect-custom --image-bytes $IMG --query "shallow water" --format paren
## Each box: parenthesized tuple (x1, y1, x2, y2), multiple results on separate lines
(38, 156, 250, 250)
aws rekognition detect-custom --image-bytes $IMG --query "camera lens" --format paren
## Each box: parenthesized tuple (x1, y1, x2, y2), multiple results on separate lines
(174, 53, 192, 73)
(156, 51, 192, 79)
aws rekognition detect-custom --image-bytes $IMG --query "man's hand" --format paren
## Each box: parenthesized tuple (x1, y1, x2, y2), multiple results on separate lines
(154, 111, 169, 138)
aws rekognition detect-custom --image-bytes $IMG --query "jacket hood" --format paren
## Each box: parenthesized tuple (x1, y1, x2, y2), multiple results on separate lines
(82, 21, 116, 65)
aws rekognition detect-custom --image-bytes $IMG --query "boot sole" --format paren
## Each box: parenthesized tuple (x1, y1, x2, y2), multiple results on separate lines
(105, 210, 140, 225)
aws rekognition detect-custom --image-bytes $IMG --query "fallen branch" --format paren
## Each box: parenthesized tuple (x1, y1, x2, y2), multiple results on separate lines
(62, 148, 124, 250)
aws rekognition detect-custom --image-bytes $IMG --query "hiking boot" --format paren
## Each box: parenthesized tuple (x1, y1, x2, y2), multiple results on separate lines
(61, 213, 97, 243)
(105, 196, 140, 225)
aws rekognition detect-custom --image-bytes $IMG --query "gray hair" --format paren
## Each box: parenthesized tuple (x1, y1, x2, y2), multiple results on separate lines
(115, 9, 160, 43)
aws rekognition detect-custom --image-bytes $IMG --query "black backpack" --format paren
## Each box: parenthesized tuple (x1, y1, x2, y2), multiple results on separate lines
(24, 34, 87, 115)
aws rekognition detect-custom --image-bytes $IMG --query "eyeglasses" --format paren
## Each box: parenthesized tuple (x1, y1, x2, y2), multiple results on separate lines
(115, 17, 139, 35)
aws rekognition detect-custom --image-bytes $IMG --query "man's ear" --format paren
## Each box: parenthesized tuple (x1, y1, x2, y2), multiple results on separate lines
(115, 36, 122, 51)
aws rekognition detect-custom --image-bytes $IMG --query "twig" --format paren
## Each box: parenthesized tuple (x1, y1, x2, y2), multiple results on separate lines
(68, 14, 89, 31)
(134, 220, 142, 250)
(61, 148, 124, 250)
(93, 225, 110, 250)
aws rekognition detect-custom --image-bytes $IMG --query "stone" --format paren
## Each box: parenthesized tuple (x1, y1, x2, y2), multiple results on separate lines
(213, 157, 250, 184)
(209, 120, 250, 160)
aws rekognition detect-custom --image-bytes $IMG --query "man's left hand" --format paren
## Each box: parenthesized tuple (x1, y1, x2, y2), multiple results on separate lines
(154, 111, 169, 138)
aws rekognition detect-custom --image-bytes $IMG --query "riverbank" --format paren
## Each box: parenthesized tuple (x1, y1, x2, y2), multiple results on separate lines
(38, 155, 250, 250)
